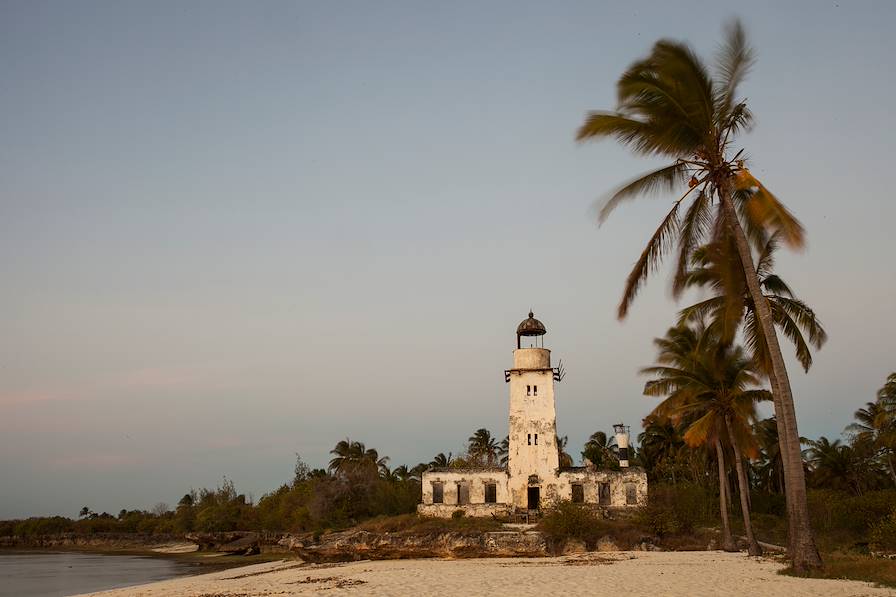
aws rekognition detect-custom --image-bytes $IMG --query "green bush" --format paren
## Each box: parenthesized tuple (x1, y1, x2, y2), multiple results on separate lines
(870, 509, 896, 552)
(637, 482, 715, 536)
(539, 501, 607, 548)
(808, 489, 896, 536)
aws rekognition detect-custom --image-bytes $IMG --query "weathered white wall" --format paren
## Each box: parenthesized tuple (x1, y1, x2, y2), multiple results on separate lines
(420, 470, 509, 506)
(507, 348, 561, 509)
(555, 468, 648, 507)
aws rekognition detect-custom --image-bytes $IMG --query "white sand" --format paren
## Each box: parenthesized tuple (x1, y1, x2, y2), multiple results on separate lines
(76, 552, 895, 596)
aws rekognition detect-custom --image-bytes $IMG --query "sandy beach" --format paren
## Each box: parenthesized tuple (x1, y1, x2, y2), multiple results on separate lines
(75, 552, 896, 596)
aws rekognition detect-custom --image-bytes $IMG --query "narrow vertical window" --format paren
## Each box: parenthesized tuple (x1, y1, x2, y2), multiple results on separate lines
(598, 482, 611, 505)
(571, 483, 584, 503)
(432, 482, 444, 504)
(527, 433, 531, 445)
(526, 385, 531, 396)
(534, 433, 538, 445)
(533, 385, 538, 396)
(485, 483, 497, 504)
(626, 483, 638, 505)
(458, 483, 470, 505)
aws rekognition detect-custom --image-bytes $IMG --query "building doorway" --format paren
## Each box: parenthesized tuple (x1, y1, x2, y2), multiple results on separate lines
(527, 486, 540, 510)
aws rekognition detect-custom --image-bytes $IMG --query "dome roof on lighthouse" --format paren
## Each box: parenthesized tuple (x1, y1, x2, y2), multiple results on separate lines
(516, 311, 547, 337)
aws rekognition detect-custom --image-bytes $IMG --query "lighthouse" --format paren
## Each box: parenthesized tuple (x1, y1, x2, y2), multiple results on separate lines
(505, 312, 561, 510)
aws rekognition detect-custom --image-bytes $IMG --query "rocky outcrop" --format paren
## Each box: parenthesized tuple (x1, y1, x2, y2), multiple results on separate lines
(185, 532, 262, 555)
(283, 529, 549, 562)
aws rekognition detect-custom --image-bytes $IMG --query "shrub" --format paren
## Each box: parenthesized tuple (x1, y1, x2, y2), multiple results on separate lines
(538, 501, 607, 548)
(870, 509, 896, 552)
(637, 482, 715, 536)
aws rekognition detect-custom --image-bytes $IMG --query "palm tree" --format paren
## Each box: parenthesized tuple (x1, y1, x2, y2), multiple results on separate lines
(328, 439, 389, 476)
(753, 417, 786, 494)
(643, 324, 768, 555)
(468, 428, 500, 466)
(679, 233, 827, 374)
(498, 436, 509, 466)
(576, 20, 820, 569)
(848, 374, 896, 485)
(556, 434, 574, 468)
(429, 452, 453, 468)
(805, 437, 875, 494)
(582, 431, 618, 469)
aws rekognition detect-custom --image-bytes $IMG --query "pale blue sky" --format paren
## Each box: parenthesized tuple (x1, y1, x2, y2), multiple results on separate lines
(1, 1, 894, 518)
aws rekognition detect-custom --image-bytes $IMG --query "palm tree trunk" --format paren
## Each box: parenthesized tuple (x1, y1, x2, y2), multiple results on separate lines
(887, 453, 896, 486)
(726, 415, 762, 556)
(719, 183, 822, 572)
(767, 371, 798, 537)
(715, 438, 736, 551)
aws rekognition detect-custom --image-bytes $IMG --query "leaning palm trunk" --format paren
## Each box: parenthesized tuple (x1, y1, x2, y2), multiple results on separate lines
(725, 415, 762, 556)
(715, 439, 736, 551)
(719, 184, 821, 570)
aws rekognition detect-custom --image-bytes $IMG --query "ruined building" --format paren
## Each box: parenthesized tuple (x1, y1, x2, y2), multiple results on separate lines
(418, 312, 647, 517)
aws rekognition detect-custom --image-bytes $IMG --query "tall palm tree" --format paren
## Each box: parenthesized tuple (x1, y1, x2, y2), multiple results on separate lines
(643, 324, 768, 555)
(468, 428, 500, 466)
(680, 234, 825, 516)
(805, 437, 876, 495)
(576, 20, 821, 569)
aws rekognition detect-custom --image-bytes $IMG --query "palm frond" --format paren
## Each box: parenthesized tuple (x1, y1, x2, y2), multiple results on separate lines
(618, 201, 681, 318)
(734, 169, 805, 249)
(714, 19, 755, 126)
(673, 189, 712, 296)
(597, 162, 689, 223)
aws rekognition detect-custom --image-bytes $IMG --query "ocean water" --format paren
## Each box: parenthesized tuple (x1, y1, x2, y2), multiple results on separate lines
(0, 552, 195, 597)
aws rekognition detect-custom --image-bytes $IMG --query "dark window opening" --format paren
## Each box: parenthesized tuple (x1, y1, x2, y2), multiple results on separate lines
(527, 433, 531, 445)
(485, 483, 497, 504)
(526, 385, 531, 396)
(598, 482, 611, 506)
(533, 385, 538, 396)
(534, 433, 538, 445)
(457, 483, 470, 505)
(571, 483, 584, 503)
(432, 482, 443, 504)
(626, 483, 638, 505)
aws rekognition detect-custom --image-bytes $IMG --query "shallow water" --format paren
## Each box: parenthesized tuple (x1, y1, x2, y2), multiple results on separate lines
(0, 552, 195, 597)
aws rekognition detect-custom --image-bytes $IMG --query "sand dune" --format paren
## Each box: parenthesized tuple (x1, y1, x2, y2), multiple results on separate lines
(76, 552, 894, 596)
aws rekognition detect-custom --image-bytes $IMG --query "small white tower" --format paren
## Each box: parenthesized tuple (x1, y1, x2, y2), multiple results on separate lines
(505, 312, 562, 510)
(614, 423, 631, 468)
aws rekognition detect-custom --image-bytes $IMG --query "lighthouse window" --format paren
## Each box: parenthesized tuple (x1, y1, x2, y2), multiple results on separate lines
(432, 482, 444, 504)
(485, 483, 497, 503)
(534, 433, 538, 445)
(571, 483, 584, 503)
(527, 433, 531, 445)
(526, 385, 531, 396)
(533, 385, 538, 396)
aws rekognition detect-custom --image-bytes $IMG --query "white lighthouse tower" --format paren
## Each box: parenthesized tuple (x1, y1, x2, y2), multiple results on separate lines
(505, 312, 562, 510)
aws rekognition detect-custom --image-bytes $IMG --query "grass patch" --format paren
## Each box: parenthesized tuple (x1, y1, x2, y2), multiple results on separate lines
(779, 552, 896, 589)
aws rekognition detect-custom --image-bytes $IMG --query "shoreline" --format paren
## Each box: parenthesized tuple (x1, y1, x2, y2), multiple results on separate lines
(70, 551, 895, 597)
(1, 545, 296, 575)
